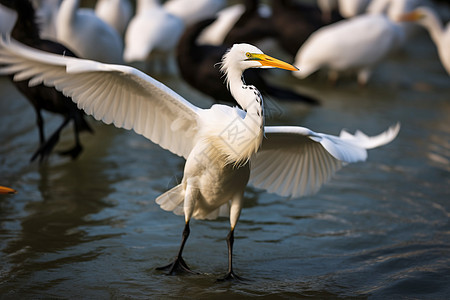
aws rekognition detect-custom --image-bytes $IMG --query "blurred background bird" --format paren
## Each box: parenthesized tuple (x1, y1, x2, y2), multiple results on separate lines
(31, 0, 61, 41)
(271, 0, 343, 58)
(56, 0, 124, 63)
(164, 0, 225, 27)
(290, 0, 449, 85)
(95, 0, 133, 37)
(292, 12, 406, 85)
(0, 0, 93, 162)
(398, 6, 450, 75)
(123, 0, 184, 73)
(0, 2, 16, 35)
(221, 0, 276, 47)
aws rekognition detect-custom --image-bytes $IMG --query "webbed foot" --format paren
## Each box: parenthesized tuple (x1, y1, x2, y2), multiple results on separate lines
(156, 256, 197, 275)
(58, 144, 83, 160)
(217, 270, 247, 282)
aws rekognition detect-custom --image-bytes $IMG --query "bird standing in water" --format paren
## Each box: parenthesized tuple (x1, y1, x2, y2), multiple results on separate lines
(398, 7, 450, 75)
(0, 0, 92, 162)
(0, 38, 400, 280)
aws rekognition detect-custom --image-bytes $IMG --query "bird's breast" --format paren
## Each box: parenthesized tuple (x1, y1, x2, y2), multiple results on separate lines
(198, 104, 263, 167)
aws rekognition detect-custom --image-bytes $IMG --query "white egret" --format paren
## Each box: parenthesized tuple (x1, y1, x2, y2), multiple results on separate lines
(398, 6, 450, 75)
(317, 0, 338, 22)
(95, 0, 132, 37)
(271, 0, 342, 58)
(0, 3, 16, 35)
(32, 0, 61, 41)
(1, 0, 93, 162)
(163, 0, 225, 27)
(366, 0, 431, 38)
(292, 13, 406, 85)
(56, 0, 123, 64)
(338, 0, 371, 18)
(123, 0, 184, 70)
(196, 1, 273, 47)
(293, 0, 442, 84)
(197, 4, 245, 46)
(0, 38, 400, 279)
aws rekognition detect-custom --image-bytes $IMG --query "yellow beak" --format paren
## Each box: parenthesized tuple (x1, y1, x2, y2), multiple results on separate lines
(248, 53, 299, 71)
(0, 186, 17, 194)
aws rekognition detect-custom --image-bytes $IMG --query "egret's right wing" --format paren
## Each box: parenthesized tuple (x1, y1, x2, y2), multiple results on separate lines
(0, 36, 201, 159)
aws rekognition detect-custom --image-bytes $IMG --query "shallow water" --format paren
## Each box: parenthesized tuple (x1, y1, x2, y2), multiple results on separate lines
(0, 32, 449, 298)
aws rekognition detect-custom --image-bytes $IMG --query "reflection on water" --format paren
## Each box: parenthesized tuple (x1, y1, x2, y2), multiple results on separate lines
(0, 31, 449, 298)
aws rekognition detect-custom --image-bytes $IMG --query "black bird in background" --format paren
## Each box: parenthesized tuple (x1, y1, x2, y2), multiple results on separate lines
(271, 0, 343, 57)
(223, 0, 277, 46)
(0, 0, 92, 162)
(176, 17, 319, 105)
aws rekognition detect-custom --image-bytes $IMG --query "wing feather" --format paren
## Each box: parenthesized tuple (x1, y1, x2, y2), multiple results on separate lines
(250, 124, 399, 198)
(0, 37, 201, 158)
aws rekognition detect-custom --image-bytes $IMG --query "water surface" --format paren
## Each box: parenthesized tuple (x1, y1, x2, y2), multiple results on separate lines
(0, 32, 449, 298)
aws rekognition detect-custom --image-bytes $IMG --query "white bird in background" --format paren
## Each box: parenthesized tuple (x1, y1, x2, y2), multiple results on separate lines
(295, 0, 446, 85)
(366, 0, 433, 38)
(196, 2, 272, 47)
(0, 38, 400, 279)
(164, 0, 225, 27)
(317, 0, 338, 22)
(292, 13, 406, 85)
(196, 4, 246, 46)
(398, 6, 450, 75)
(0, 3, 16, 34)
(56, 0, 123, 63)
(32, 0, 61, 41)
(124, 0, 184, 71)
(338, 0, 371, 18)
(95, 0, 132, 37)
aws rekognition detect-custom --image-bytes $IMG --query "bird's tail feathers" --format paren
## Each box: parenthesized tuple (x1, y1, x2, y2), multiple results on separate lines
(155, 184, 185, 216)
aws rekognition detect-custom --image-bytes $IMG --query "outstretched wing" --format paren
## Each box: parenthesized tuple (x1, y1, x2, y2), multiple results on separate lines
(0, 36, 201, 159)
(249, 123, 400, 198)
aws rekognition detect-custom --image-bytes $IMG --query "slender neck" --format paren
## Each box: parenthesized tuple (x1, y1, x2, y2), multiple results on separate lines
(229, 70, 265, 136)
(137, 0, 160, 14)
(421, 13, 444, 47)
(59, 0, 78, 24)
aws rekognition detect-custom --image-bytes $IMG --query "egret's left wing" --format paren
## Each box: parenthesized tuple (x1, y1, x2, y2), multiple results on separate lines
(249, 124, 400, 198)
(0, 36, 201, 159)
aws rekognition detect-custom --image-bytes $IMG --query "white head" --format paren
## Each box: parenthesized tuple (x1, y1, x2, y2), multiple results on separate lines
(221, 43, 298, 72)
(219, 44, 298, 110)
(220, 43, 298, 91)
(221, 44, 265, 74)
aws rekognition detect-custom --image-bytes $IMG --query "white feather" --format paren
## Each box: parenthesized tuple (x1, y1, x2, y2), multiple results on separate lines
(249, 124, 400, 198)
(0, 38, 400, 224)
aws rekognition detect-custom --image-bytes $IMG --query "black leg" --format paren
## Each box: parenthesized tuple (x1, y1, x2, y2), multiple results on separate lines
(58, 119, 83, 159)
(218, 229, 244, 281)
(31, 116, 70, 162)
(35, 108, 45, 145)
(157, 221, 197, 275)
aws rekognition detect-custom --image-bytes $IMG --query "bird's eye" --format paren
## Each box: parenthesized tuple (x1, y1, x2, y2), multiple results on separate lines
(245, 52, 251, 58)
